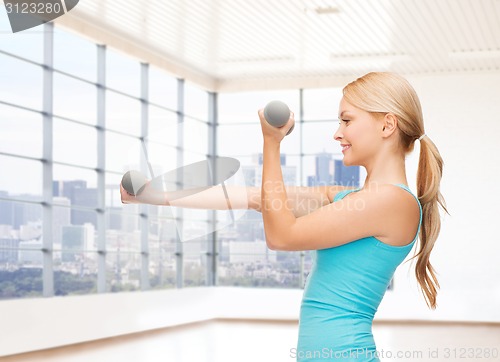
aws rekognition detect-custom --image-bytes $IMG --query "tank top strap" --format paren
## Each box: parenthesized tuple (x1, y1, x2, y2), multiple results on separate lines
(333, 187, 361, 202)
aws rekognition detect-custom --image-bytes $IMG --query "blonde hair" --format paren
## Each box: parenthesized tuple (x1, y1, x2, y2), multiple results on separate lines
(343, 72, 447, 309)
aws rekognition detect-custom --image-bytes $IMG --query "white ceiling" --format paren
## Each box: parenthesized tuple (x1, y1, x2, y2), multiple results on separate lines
(56, 0, 500, 92)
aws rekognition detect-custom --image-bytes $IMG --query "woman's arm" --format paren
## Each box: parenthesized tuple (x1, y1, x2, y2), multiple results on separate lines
(256, 105, 417, 251)
(121, 182, 346, 217)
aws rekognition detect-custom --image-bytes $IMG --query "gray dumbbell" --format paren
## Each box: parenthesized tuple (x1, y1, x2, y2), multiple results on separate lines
(264, 100, 294, 135)
(121, 170, 147, 196)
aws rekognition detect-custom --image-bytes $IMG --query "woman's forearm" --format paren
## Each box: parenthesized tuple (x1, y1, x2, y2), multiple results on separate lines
(164, 185, 259, 211)
(164, 184, 333, 216)
(122, 177, 335, 215)
(261, 142, 295, 247)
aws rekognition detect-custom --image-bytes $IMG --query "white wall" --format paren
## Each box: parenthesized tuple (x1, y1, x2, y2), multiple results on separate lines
(378, 71, 500, 321)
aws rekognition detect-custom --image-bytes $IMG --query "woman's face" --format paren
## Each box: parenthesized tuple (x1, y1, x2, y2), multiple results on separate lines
(333, 97, 383, 167)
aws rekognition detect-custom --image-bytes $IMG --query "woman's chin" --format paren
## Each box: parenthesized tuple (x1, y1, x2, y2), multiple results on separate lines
(342, 157, 352, 166)
(342, 156, 358, 167)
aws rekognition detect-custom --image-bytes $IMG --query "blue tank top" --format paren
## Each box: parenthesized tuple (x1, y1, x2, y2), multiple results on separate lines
(296, 184, 422, 362)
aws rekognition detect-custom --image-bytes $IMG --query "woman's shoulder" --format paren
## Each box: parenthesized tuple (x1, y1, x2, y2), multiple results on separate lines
(355, 184, 421, 246)
(354, 184, 419, 213)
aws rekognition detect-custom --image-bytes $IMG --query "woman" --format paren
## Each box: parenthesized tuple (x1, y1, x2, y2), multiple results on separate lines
(121, 72, 447, 361)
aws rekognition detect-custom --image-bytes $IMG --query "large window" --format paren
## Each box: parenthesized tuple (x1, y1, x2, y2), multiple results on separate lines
(0, 21, 360, 300)
(217, 89, 359, 288)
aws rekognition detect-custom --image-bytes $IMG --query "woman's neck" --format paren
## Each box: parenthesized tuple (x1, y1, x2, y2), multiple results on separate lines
(362, 153, 408, 189)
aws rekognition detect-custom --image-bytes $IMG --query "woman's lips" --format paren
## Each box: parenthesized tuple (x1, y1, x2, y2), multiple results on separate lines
(341, 144, 351, 152)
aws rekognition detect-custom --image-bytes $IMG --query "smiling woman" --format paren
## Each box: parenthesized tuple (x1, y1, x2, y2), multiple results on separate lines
(120, 71, 447, 362)
(258, 72, 447, 362)
(115, 63, 450, 361)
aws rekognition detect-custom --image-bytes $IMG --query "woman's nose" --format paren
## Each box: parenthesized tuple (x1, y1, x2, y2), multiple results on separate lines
(333, 127, 342, 141)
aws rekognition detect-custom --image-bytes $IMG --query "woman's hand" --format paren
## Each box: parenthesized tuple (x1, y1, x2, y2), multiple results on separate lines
(120, 182, 144, 204)
(120, 180, 166, 205)
(258, 108, 295, 145)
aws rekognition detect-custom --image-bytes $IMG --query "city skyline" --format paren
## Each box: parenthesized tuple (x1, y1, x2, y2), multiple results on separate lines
(0, 152, 359, 298)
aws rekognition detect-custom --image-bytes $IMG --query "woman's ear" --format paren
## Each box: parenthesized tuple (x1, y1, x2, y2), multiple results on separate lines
(382, 113, 398, 137)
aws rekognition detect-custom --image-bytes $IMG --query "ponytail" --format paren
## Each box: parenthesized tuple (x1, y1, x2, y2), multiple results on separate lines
(413, 135, 448, 309)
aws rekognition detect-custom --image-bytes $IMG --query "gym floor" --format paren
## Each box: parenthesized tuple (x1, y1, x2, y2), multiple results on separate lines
(2, 320, 500, 362)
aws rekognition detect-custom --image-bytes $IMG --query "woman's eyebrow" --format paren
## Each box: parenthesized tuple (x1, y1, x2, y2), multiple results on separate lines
(338, 111, 352, 119)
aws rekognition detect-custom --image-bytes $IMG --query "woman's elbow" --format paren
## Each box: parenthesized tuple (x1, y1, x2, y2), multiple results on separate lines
(264, 233, 280, 250)
(266, 239, 278, 251)
(265, 236, 290, 251)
